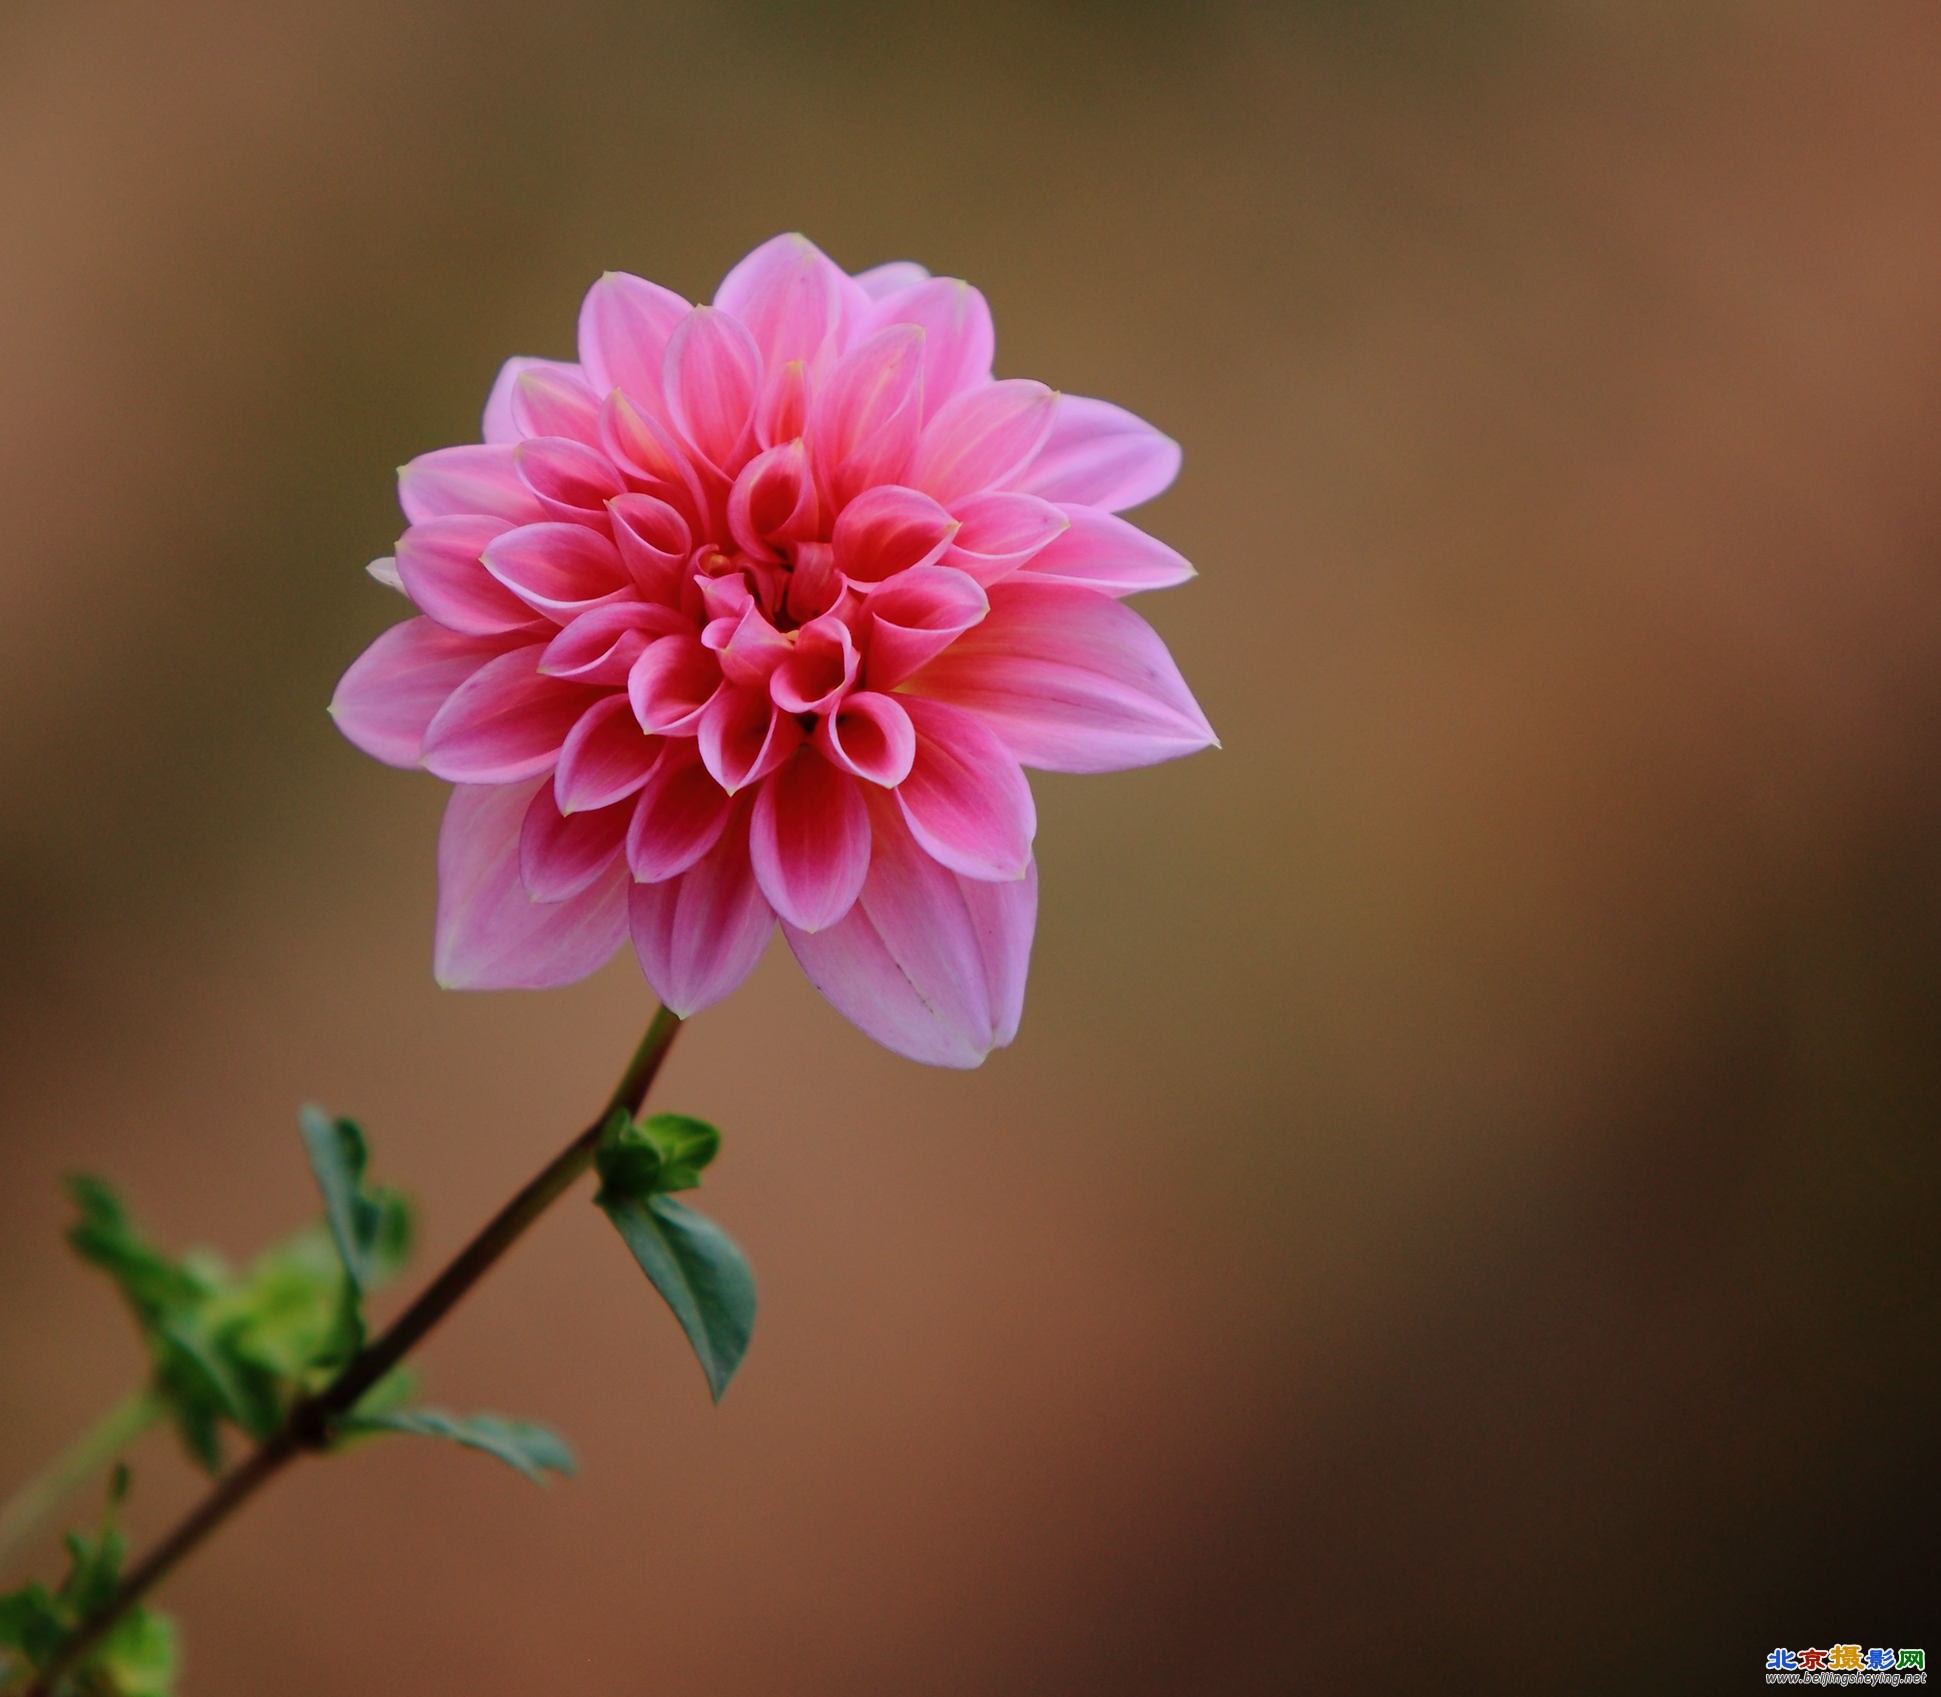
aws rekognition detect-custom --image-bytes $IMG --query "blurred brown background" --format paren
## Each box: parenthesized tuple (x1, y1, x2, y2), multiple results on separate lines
(3, 1, 1938, 1691)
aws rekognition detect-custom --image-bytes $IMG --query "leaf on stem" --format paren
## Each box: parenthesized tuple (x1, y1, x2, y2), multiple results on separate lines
(593, 1113, 754, 1401)
(296, 1107, 414, 1360)
(0, 1470, 180, 1697)
(332, 1408, 576, 1487)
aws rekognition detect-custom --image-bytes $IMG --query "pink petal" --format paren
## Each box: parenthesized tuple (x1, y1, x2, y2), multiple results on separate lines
(628, 634, 721, 735)
(703, 598, 792, 690)
(727, 439, 819, 559)
(1011, 394, 1180, 511)
(484, 357, 584, 445)
(908, 380, 1057, 506)
(900, 579, 1216, 772)
(756, 356, 812, 448)
(664, 307, 762, 473)
(608, 492, 694, 600)
(577, 271, 690, 408)
(782, 795, 1035, 1067)
(713, 233, 849, 373)
(367, 556, 404, 592)
(749, 749, 871, 931)
(434, 778, 630, 989)
(941, 491, 1068, 585)
(852, 260, 929, 300)
(697, 684, 804, 793)
(784, 540, 843, 625)
(520, 778, 631, 900)
(862, 564, 989, 689)
(508, 364, 602, 444)
(862, 277, 995, 421)
(395, 515, 540, 635)
(811, 324, 926, 509)
(421, 644, 598, 783)
(627, 802, 773, 1015)
(539, 602, 687, 685)
(515, 436, 625, 522)
(831, 484, 956, 585)
(599, 389, 712, 528)
(625, 740, 733, 882)
(818, 691, 916, 787)
(481, 522, 632, 621)
(770, 614, 858, 714)
(554, 693, 663, 812)
(330, 618, 512, 768)
(894, 697, 1035, 881)
(398, 445, 543, 526)
(1016, 504, 1195, 597)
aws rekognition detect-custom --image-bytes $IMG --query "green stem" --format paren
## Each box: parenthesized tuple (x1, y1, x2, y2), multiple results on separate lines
(25, 1005, 683, 1696)
(0, 1391, 162, 1575)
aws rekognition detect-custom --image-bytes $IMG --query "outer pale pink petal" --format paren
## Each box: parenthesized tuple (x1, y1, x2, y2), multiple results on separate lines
(664, 307, 762, 472)
(852, 260, 929, 300)
(398, 446, 544, 526)
(367, 556, 405, 592)
(509, 364, 602, 444)
(627, 803, 773, 1016)
(908, 380, 1057, 505)
(713, 234, 847, 371)
(863, 277, 996, 420)
(484, 357, 584, 444)
(421, 644, 597, 782)
(395, 515, 539, 635)
(625, 740, 733, 881)
(577, 271, 691, 406)
(749, 749, 871, 932)
(554, 693, 663, 812)
(894, 697, 1035, 881)
(819, 691, 917, 787)
(330, 618, 514, 768)
(1016, 504, 1195, 597)
(434, 778, 630, 989)
(1010, 394, 1180, 511)
(520, 778, 631, 900)
(900, 579, 1216, 772)
(782, 798, 1035, 1067)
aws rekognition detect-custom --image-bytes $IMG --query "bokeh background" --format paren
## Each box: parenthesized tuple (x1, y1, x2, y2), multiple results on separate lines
(3, 1, 1938, 1691)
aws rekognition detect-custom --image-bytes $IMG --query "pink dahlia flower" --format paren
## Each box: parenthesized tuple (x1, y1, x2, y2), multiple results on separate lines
(332, 235, 1214, 1066)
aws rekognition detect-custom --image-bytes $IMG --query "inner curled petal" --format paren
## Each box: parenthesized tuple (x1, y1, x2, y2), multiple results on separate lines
(770, 614, 858, 715)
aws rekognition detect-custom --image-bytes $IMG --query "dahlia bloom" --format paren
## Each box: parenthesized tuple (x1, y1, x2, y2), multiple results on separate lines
(332, 235, 1213, 1066)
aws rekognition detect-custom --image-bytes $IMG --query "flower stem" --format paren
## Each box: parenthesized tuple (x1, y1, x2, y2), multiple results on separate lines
(25, 1004, 683, 1696)
(0, 1390, 162, 1576)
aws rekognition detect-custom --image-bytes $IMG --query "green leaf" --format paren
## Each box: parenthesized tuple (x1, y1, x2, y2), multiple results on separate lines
(94, 1609, 180, 1697)
(64, 1179, 214, 1328)
(594, 1193, 755, 1402)
(0, 1583, 67, 1668)
(297, 1108, 410, 1294)
(334, 1409, 576, 1486)
(296, 1107, 415, 1362)
(639, 1114, 720, 1193)
(594, 1111, 722, 1199)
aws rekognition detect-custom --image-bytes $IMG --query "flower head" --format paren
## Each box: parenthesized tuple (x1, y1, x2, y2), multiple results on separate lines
(332, 235, 1213, 1065)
